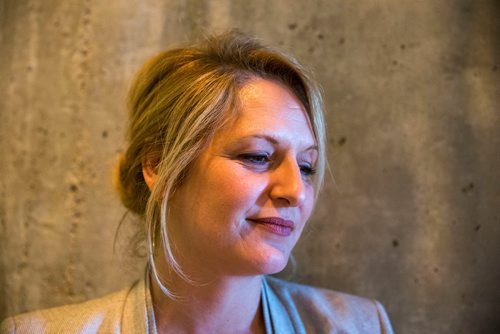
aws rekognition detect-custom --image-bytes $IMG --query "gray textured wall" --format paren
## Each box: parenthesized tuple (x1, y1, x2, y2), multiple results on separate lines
(1, 1, 499, 333)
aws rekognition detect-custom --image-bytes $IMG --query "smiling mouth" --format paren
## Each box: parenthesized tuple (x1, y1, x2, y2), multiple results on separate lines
(248, 217, 295, 236)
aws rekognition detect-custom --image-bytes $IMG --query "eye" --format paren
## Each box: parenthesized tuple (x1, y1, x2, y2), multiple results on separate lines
(238, 152, 271, 165)
(299, 163, 317, 177)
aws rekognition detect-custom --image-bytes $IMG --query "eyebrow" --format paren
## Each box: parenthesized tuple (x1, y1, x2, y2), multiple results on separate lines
(239, 134, 319, 152)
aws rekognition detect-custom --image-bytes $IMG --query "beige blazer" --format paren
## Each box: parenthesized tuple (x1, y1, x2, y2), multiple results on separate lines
(1, 276, 394, 333)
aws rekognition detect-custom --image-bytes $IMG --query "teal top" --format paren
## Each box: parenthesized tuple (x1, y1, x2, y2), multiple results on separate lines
(260, 276, 393, 334)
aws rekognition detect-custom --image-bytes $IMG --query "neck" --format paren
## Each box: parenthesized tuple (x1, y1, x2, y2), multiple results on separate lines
(150, 272, 265, 334)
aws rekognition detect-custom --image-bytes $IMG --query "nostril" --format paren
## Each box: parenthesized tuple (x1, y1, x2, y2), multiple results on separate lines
(270, 180, 306, 207)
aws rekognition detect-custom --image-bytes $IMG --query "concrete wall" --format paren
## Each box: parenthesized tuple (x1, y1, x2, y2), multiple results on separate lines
(1, 1, 499, 333)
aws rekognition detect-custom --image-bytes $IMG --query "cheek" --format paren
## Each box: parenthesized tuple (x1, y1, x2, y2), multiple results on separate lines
(207, 166, 266, 215)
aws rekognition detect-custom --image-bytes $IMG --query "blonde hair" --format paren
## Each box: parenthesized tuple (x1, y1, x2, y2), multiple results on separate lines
(116, 31, 326, 297)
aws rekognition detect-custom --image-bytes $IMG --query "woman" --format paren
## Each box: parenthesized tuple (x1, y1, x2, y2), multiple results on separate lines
(1, 32, 393, 334)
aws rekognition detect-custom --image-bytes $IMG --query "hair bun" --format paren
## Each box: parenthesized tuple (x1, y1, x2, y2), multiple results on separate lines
(114, 152, 149, 217)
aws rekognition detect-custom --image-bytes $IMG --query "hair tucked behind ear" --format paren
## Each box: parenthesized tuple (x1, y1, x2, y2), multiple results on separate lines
(115, 30, 326, 298)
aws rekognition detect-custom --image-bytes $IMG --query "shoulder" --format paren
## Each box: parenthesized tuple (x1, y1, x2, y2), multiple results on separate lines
(1, 282, 142, 334)
(263, 276, 393, 334)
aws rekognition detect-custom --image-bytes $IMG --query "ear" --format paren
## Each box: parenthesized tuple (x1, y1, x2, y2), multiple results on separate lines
(142, 159, 158, 191)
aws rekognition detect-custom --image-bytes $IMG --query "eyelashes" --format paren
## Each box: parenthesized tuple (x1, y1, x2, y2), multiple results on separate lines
(238, 153, 270, 165)
(237, 152, 316, 178)
(299, 164, 317, 177)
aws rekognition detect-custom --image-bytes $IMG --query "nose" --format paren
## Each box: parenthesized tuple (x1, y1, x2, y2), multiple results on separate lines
(269, 156, 307, 207)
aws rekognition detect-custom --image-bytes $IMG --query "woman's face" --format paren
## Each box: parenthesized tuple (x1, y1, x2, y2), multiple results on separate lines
(167, 79, 317, 277)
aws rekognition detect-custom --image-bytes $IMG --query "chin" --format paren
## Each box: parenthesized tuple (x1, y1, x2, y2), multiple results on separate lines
(251, 249, 290, 276)
(262, 261, 288, 275)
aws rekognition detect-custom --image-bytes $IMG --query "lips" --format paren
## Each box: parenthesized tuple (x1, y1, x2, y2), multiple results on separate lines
(248, 217, 295, 236)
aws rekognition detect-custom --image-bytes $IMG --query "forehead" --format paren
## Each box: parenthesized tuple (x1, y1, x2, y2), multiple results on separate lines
(214, 79, 315, 147)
